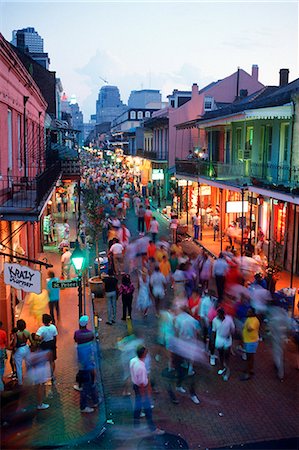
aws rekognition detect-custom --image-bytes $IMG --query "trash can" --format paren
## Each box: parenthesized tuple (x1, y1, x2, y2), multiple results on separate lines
(89, 276, 104, 298)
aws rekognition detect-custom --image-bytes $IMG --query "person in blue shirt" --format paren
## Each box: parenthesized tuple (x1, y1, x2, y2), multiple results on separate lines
(46, 270, 60, 324)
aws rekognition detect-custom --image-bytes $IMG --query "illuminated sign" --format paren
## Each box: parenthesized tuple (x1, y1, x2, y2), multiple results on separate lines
(152, 169, 164, 180)
(226, 201, 249, 213)
(178, 179, 188, 187)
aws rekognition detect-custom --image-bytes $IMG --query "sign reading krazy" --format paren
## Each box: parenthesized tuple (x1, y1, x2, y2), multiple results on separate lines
(4, 262, 41, 294)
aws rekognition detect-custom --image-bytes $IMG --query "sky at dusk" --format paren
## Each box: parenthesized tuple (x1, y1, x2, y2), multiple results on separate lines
(0, 1, 298, 121)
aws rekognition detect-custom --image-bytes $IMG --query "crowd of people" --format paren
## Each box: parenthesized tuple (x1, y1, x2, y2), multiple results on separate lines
(75, 156, 298, 432)
(1, 153, 298, 438)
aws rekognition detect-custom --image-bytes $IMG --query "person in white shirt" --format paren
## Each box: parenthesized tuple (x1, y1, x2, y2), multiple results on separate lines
(149, 217, 159, 243)
(109, 239, 124, 275)
(192, 213, 201, 240)
(130, 345, 164, 435)
(149, 266, 166, 317)
(36, 313, 58, 387)
(213, 253, 229, 302)
(211, 308, 235, 381)
(169, 216, 179, 243)
(61, 247, 72, 279)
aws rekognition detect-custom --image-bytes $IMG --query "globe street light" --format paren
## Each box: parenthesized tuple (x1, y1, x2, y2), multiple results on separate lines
(71, 242, 85, 319)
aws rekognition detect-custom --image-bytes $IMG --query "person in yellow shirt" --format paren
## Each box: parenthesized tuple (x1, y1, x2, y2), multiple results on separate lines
(159, 255, 171, 280)
(241, 307, 260, 381)
(155, 246, 167, 263)
(27, 289, 50, 327)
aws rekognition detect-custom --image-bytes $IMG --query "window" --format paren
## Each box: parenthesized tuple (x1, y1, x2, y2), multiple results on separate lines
(244, 126, 253, 160)
(7, 109, 13, 170)
(280, 123, 289, 162)
(145, 111, 151, 118)
(130, 111, 136, 120)
(137, 111, 143, 120)
(265, 125, 273, 162)
(17, 115, 22, 168)
(204, 96, 213, 111)
(236, 127, 242, 160)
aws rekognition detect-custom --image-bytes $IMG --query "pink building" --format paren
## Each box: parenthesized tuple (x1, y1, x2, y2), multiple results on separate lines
(168, 65, 264, 169)
(0, 34, 52, 331)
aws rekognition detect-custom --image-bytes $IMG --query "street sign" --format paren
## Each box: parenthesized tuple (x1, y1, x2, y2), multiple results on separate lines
(4, 262, 41, 294)
(52, 278, 79, 288)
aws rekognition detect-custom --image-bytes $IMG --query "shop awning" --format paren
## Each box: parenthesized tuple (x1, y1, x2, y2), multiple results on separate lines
(175, 174, 242, 193)
(248, 186, 299, 205)
(245, 104, 293, 120)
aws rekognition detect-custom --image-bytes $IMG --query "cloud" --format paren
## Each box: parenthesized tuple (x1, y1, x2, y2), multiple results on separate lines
(76, 50, 211, 119)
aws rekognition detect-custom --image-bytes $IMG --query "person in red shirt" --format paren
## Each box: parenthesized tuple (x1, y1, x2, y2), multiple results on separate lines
(188, 290, 201, 321)
(147, 240, 156, 260)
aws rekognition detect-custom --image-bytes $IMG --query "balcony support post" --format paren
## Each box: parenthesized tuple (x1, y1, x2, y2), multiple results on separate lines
(220, 188, 223, 252)
(290, 204, 297, 291)
(241, 188, 245, 256)
(186, 181, 189, 226)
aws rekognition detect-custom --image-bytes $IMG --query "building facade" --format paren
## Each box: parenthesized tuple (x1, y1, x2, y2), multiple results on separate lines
(0, 34, 61, 331)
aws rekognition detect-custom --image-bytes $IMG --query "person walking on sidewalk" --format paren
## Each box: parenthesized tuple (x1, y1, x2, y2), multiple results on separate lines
(149, 216, 159, 243)
(36, 314, 58, 384)
(144, 206, 153, 233)
(240, 307, 260, 381)
(103, 269, 118, 325)
(74, 315, 99, 413)
(137, 269, 152, 318)
(169, 215, 179, 243)
(12, 319, 34, 386)
(130, 345, 165, 435)
(46, 271, 60, 324)
(137, 204, 146, 234)
(119, 274, 135, 320)
(61, 247, 72, 280)
(192, 212, 201, 240)
(150, 266, 167, 318)
(211, 308, 235, 381)
(109, 239, 124, 275)
(213, 253, 228, 303)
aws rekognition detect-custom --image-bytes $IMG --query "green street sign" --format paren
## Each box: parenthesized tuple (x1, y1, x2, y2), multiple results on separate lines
(52, 278, 79, 288)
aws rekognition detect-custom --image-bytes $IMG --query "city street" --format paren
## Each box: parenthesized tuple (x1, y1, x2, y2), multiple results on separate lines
(0, 6, 298, 450)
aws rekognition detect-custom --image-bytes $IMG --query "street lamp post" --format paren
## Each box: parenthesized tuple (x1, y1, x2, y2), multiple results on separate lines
(71, 242, 85, 320)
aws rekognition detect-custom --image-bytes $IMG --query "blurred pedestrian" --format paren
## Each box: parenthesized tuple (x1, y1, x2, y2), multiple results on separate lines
(149, 216, 159, 243)
(150, 266, 167, 318)
(61, 247, 72, 280)
(119, 274, 135, 320)
(46, 270, 60, 324)
(12, 319, 33, 386)
(74, 315, 99, 413)
(211, 308, 235, 381)
(240, 307, 260, 381)
(103, 269, 118, 325)
(130, 345, 164, 435)
(137, 269, 151, 318)
(144, 206, 153, 233)
(213, 253, 229, 303)
(35, 314, 58, 384)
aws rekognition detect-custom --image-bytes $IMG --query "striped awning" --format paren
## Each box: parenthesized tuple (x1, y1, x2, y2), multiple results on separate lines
(245, 104, 293, 120)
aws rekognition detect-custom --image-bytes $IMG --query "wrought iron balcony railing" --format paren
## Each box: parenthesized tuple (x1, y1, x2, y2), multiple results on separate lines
(175, 159, 299, 192)
(136, 149, 167, 161)
(0, 162, 62, 213)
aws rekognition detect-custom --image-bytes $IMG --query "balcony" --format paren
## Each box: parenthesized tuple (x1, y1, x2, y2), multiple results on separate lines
(136, 149, 167, 162)
(0, 162, 62, 221)
(175, 159, 299, 193)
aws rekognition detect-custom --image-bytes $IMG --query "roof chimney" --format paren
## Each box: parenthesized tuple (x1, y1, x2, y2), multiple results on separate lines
(252, 64, 259, 81)
(192, 83, 198, 98)
(279, 69, 289, 87)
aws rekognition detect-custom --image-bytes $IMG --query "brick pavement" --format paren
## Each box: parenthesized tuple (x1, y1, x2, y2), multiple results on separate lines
(2, 211, 106, 449)
(95, 206, 298, 450)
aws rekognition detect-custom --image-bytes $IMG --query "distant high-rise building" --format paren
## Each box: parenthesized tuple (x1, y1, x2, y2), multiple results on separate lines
(11, 27, 50, 69)
(128, 89, 162, 108)
(96, 85, 127, 124)
(61, 93, 84, 145)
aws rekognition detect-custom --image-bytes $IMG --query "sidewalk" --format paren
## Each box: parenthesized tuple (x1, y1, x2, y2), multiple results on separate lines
(2, 211, 106, 449)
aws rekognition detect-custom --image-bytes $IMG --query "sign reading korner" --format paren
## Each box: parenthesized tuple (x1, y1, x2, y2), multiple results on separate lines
(4, 262, 41, 294)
